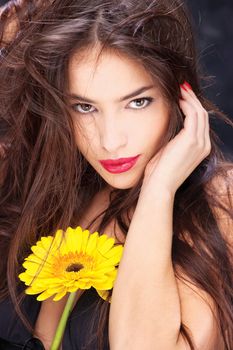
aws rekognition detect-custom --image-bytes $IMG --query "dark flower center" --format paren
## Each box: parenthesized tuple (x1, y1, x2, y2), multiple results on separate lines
(66, 263, 84, 272)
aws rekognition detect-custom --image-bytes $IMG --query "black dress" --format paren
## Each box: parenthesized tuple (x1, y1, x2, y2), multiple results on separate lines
(0, 287, 110, 350)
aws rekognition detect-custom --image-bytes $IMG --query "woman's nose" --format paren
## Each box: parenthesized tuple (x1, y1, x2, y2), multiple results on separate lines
(100, 117, 127, 153)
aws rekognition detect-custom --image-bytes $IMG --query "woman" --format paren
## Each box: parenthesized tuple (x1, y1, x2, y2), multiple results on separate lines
(0, 0, 232, 349)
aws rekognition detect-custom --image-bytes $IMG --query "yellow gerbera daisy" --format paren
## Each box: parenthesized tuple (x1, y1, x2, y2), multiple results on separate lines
(19, 226, 124, 302)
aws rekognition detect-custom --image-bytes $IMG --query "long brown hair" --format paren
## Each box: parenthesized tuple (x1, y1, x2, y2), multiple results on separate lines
(0, 1, 232, 349)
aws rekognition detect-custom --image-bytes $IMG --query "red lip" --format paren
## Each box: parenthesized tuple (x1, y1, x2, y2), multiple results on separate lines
(99, 155, 140, 174)
(100, 155, 140, 166)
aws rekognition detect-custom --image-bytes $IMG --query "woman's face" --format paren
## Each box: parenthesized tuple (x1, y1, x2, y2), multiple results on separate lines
(68, 46, 170, 189)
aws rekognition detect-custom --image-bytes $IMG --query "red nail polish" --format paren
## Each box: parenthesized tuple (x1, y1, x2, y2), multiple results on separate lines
(184, 81, 192, 90)
(180, 83, 187, 91)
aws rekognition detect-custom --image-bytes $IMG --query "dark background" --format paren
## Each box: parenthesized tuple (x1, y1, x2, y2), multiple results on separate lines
(187, 0, 233, 157)
(1, 0, 232, 155)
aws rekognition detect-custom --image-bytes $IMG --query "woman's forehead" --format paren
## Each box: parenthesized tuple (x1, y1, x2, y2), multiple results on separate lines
(68, 47, 158, 100)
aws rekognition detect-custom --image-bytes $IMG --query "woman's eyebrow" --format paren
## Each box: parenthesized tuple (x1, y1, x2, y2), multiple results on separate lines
(69, 85, 155, 103)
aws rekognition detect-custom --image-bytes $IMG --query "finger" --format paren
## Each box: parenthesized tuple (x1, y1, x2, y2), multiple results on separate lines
(179, 97, 198, 136)
(180, 85, 207, 139)
(183, 84, 211, 151)
(181, 84, 211, 156)
(180, 84, 204, 116)
(182, 82, 203, 108)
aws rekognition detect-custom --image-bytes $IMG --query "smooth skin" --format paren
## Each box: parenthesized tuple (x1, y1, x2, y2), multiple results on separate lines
(68, 47, 170, 190)
(108, 84, 224, 349)
(67, 47, 225, 349)
(140, 84, 211, 195)
(34, 48, 229, 349)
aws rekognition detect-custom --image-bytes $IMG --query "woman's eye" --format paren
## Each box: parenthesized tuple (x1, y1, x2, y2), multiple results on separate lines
(71, 97, 154, 114)
(72, 103, 96, 114)
(128, 97, 154, 109)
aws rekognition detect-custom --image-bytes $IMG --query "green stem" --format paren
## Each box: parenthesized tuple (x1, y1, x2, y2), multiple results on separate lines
(50, 291, 77, 350)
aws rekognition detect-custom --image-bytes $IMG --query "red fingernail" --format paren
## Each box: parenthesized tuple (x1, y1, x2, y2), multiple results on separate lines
(184, 81, 192, 90)
(180, 83, 187, 91)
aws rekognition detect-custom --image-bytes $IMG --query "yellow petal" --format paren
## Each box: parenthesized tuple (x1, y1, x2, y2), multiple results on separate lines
(64, 280, 77, 288)
(97, 254, 123, 268)
(39, 236, 54, 251)
(81, 229, 90, 252)
(53, 230, 65, 251)
(86, 232, 98, 255)
(94, 266, 115, 276)
(75, 281, 92, 289)
(96, 234, 109, 249)
(22, 261, 51, 276)
(37, 290, 55, 301)
(106, 269, 118, 279)
(19, 272, 33, 284)
(40, 277, 65, 285)
(31, 246, 48, 260)
(53, 290, 67, 301)
(97, 237, 115, 255)
(64, 227, 76, 253)
(104, 245, 124, 259)
(19, 225, 124, 302)
(92, 279, 114, 290)
(68, 285, 79, 293)
(82, 274, 109, 282)
(73, 226, 84, 254)
(96, 289, 110, 301)
(47, 285, 65, 294)
(25, 286, 42, 295)
(25, 253, 45, 264)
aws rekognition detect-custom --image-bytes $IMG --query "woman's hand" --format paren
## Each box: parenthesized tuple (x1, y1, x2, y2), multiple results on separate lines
(140, 82, 211, 198)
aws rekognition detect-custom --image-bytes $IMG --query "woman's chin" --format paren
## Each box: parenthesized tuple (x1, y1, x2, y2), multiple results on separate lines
(102, 174, 141, 190)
